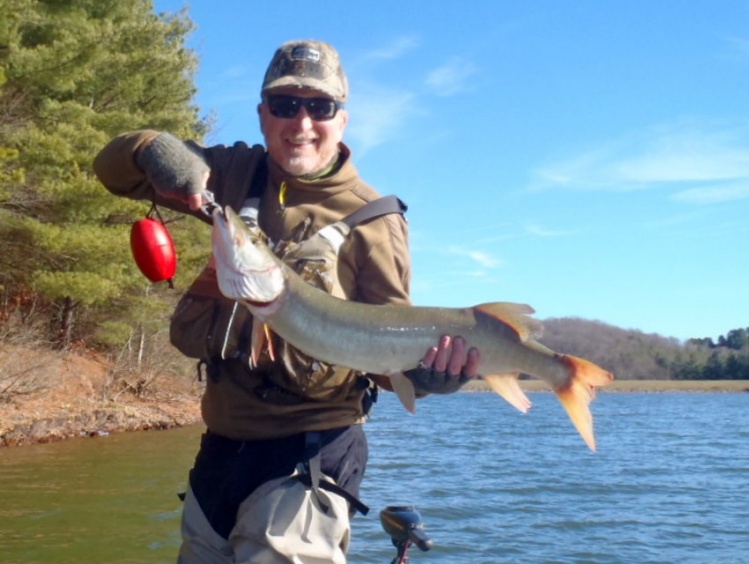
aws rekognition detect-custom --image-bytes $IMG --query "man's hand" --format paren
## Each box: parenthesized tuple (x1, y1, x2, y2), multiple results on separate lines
(404, 336, 480, 395)
(187, 191, 208, 211)
(135, 132, 210, 209)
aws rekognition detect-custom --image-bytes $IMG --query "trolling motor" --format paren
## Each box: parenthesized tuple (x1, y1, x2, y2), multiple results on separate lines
(380, 505, 432, 563)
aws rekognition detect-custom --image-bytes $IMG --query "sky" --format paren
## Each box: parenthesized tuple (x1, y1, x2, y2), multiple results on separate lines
(152, 0, 749, 342)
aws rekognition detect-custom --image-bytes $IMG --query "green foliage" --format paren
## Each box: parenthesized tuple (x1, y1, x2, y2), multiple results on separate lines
(33, 271, 121, 304)
(0, 147, 25, 202)
(0, 0, 210, 351)
(719, 328, 749, 350)
(95, 320, 140, 348)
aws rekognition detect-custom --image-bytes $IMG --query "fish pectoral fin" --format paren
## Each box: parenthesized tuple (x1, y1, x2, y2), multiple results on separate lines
(250, 319, 275, 366)
(250, 318, 264, 367)
(263, 324, 276, 361)
(483, 373, 532, 413)
(389, 372, 417, 414)
(555, 355, 615, 452)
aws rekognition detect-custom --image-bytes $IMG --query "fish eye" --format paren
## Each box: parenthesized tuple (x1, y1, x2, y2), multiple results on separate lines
(249, 233, 266, 246)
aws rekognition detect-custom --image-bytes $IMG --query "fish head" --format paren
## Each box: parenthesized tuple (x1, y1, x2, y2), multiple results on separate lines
(211, 206, 286, 308)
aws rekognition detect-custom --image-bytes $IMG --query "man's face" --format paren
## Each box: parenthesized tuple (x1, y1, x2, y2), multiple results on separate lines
(259, 87, 348, 177)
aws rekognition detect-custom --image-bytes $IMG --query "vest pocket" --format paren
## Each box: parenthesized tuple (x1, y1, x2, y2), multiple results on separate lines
(169, 267, 253, 362)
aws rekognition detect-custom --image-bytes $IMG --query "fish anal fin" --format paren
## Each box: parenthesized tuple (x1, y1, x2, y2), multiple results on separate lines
(389, 372, 416, 414)
(473, 302, 543, 341)
(555, 355, 614, 452)
(483, 373, 532, 413)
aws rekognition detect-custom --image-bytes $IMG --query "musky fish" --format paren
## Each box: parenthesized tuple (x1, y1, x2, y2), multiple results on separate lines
(211, 207, 614, 450)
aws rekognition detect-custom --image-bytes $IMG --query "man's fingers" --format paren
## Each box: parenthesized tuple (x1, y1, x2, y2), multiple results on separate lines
(432, 335, 452, 372)
(188, 193, 204, 211)
(463, 346, 481, 379)
(421, 346, 438, 368)
(420, 335, 481, 379)
(447, 336, 467, 377)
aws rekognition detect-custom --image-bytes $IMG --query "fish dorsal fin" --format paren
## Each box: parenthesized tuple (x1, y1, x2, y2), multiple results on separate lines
(474, 302, 543, 341)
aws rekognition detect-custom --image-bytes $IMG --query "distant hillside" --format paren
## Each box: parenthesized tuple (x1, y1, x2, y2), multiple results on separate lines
(538, 317, 749, 381)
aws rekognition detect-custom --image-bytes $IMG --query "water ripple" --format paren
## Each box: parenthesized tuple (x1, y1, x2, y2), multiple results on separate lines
(353, 391, 749, 563)
(1, 393, 748, 562)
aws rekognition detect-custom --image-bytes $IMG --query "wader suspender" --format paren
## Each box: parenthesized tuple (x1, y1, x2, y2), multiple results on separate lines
(301, 431, 370, 516)
(291, 195, 405, 517)
(341, 194, 407, 229)
(238, 160, 403, 516)
(288, 199, 408, 520)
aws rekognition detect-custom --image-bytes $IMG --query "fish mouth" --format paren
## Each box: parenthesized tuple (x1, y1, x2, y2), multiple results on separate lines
(216, 255, 285, 306)
(243, 298, 274, 307)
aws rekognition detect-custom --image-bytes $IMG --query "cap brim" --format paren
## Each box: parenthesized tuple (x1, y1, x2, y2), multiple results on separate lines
(262, 76, 345, 101)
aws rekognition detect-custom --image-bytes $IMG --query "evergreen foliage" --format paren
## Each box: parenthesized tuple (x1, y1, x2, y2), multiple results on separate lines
(0, 0, 211, 350)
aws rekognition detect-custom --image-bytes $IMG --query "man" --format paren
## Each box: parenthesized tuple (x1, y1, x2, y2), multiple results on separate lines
(94, 39, 480, 562)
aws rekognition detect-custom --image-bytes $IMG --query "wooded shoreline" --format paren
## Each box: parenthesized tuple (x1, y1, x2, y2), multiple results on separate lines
(3, 374, 747, 448)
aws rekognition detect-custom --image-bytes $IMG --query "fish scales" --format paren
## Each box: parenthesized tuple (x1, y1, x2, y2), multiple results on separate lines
(276, 276, 568, 385)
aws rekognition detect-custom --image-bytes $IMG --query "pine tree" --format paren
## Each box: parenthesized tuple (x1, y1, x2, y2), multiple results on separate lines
(0, 0, 211, 349)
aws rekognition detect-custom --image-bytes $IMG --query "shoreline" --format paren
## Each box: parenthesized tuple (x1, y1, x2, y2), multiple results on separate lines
(2, 345, 747, 448)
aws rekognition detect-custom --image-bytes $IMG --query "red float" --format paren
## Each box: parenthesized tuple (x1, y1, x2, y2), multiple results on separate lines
(130, 217, 177, 287)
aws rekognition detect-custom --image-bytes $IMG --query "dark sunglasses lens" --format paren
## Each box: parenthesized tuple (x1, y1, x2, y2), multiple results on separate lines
(266, 95, 339, 121)
(267, 96, 300, 119)
(305, 98, 337, 120)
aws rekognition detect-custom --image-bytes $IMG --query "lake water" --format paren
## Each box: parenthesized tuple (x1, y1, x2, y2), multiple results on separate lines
(1, 391, 748, 563)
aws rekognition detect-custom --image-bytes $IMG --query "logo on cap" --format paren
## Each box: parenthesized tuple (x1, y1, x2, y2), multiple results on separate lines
(291, 46, 320, 63)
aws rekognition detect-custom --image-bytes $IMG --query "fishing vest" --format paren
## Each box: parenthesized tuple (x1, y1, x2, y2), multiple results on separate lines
(169, 165, 407, 405)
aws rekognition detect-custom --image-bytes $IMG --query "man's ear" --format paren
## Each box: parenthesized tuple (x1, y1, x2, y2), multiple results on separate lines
(338, 109, 349, 131)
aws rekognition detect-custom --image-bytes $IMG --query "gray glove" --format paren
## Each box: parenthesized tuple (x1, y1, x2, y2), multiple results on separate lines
(135, 132, 209, 201)
(403, 365, 470, 395)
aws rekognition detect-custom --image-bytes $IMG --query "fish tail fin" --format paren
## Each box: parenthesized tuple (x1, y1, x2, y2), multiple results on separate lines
(555, 355, 614, 451)
(483, 373, 532, 413)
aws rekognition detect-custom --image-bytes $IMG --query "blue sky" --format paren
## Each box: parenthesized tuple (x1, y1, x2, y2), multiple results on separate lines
(153, 0, 749, 342)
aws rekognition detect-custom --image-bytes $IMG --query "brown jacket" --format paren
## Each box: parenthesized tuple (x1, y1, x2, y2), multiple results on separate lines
(93, 131, 411, 439)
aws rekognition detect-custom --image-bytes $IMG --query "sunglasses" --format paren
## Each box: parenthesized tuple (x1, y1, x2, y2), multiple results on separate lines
(264, 94, 345, 121)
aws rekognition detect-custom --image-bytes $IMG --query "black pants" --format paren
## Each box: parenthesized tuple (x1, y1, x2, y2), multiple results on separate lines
(188, 425, 368, 539)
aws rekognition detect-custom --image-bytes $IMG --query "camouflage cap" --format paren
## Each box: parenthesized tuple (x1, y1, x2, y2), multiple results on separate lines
(262, 40, 349, 101)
